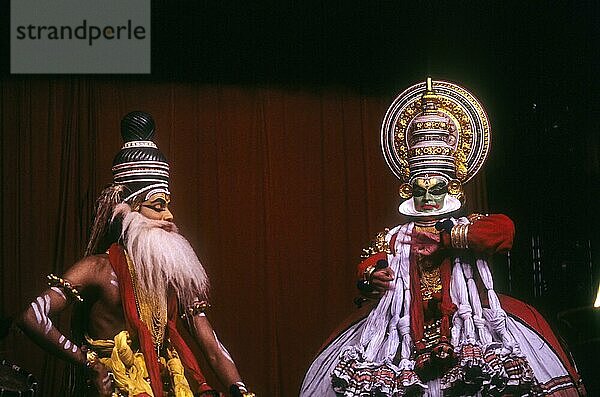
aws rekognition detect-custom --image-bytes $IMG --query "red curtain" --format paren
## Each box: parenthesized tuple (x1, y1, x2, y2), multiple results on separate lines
(0, 77, 487, 396)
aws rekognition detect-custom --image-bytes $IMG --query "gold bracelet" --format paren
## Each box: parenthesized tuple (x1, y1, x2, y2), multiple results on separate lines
(363, 265, 376, 282)
(450, 224, 460, 248)
(459, 224, 467, 248)
(180, 300, 210, 319)
(47, 274, 83, 302)
(461, 223, 470, 249)
(451, 223, 469, 249)
(85, 349, 99, 369)
(450, 225, 456, 247)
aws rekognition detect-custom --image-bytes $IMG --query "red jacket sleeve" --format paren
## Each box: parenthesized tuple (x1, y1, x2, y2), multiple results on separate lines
(356, 230, 394, 280)
(467, 214, 515, 255)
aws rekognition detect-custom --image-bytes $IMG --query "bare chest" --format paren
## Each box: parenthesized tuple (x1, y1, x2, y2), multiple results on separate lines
(86, 267, 126, 339)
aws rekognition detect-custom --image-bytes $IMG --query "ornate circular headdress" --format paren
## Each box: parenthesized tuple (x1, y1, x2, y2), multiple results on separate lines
(112, 111, 170, 203)
(381, 78, 491, 202)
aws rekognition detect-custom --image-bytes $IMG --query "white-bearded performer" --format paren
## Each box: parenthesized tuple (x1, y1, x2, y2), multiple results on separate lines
(301, 79, 586, 397)
(17, 111, 254, 397)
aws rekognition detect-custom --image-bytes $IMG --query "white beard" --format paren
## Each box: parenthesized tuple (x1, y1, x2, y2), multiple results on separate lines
(112, 203, 209, 308)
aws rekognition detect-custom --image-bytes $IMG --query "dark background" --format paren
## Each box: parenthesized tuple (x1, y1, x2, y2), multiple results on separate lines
(1, 1, 599, 395)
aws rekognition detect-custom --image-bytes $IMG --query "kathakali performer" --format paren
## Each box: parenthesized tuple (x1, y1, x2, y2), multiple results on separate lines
(301, 79, 585, 396)
(17, 111, 254, 397)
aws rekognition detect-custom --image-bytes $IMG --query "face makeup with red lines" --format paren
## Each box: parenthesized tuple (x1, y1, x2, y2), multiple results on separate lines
(412, 176, 448, 213)
(138, 192, 173, 222)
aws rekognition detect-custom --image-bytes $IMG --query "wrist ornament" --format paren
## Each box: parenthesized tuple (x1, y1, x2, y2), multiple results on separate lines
(85, 348, 100, 370)
(180, 300, 210, 319)
(450, 223, 469, 249)
(229, 381, 255, 397)
(450, 213, 489, 249)
(357, 229, 391, 282)
(363, 265, 377, 283)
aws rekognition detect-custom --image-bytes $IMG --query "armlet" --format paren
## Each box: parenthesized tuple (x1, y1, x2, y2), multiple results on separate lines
(47, 273, 83, 302)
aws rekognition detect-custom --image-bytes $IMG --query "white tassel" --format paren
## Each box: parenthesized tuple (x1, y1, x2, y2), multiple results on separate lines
(361, 224, 409, 362)
(463, 263, 492, 345)
(477, 259, 521, 355)
(451, 258, 476, 345)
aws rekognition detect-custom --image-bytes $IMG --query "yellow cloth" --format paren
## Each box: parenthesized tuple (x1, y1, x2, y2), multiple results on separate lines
(86, 331, 194, 397)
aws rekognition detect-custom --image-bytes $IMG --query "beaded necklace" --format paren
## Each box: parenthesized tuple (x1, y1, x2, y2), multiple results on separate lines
(124, 252, 168, 356)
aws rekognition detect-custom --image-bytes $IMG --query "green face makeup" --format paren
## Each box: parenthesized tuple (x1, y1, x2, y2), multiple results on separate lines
(412, 177, 448, 212)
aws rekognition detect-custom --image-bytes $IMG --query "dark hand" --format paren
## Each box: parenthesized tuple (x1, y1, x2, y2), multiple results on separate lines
(89, 362, 113, 397)
(229, 383, 255, 397)
(358, 259, 394, 296)
(370, 266, 395, 294)
(435, 219, 454, 234)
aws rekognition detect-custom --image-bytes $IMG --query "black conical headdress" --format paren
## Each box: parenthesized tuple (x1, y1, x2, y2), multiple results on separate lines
(111, 111, 170, 202)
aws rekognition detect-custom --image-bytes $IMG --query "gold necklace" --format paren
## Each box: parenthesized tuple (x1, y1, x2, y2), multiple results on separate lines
(125, 252, 168, 355)
(412, 224, 442, 300)
(420, 267, 442, 301)
(413, 224, 439, 234)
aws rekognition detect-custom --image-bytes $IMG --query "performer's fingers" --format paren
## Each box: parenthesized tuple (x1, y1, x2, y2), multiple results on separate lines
(383, 267, 395, 279)
(98, 373, 113, 396)
(370, 279, 392, 292)
(373, 268, 394, 281)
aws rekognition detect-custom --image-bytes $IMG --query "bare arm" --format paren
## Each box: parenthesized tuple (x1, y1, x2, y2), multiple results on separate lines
(18, 284, 86, 364)
(189, 313, 252, 396)
(16, 255, 113, 396)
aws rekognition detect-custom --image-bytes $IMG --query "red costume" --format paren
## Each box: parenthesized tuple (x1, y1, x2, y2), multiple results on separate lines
(108, 244, 213, 396)
(301, 79, 585, 396)
(302, 214, 585, 396)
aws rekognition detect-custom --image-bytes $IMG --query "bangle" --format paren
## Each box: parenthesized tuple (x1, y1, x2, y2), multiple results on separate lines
(450, 223, 469, 249)
(230, 382, 255, 397)
(181, 300, 210, 319)
(235, 381, 248, 392)
(85, 349, 99, 369)
(461, 224, 469, 249)
(363, 265, 376, 282)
